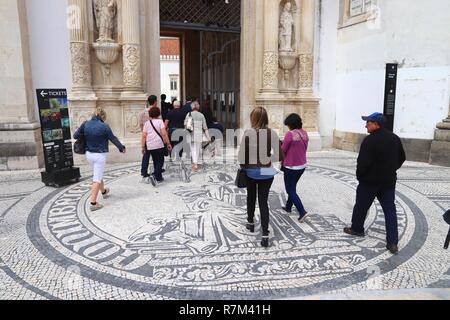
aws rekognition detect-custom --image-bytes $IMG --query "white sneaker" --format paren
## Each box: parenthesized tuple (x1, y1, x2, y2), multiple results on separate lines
(102, 188, 110, 199)
(90, 203, 104, 212)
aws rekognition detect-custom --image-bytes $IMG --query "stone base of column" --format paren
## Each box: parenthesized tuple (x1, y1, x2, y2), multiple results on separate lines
(430, 126, 450, 167)
(121, 90, 148, 100)
(0, 122, 44, 170)
(255, 95, 322, 151)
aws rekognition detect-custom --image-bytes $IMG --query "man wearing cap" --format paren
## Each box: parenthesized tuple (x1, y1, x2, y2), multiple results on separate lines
(344, 112, 406, 254)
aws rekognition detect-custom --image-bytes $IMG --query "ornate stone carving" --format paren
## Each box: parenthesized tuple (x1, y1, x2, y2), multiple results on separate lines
(71, 109, 94, 132)
(125, 109, 142, 135)
(279, 2, 295, 52)
(299, 54, 314, 88)
(70, 42, 92, 86)
(93, 0, 117, 42)
(123, 44, 142, 87)
(263, 52, 279, 90)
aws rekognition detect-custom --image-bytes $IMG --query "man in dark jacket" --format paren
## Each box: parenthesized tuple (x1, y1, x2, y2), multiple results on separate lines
(344, 112, 406, 254)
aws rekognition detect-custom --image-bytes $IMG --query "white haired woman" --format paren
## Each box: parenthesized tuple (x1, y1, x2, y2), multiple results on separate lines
(74, 107, 126, 211)
(184, 101, 210, 171)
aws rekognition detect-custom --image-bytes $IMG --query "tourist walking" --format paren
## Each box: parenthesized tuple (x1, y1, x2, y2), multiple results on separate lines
(238, 107, 283, 248)
(140, 95, 157, 179)
(184, 101, 210, 171)
(142, 107, 172, 186)
(344, 112, 406, 254)
(281, 113, 309, 222)
(74, 107, 126, 212)
(165, 100, 187, 159)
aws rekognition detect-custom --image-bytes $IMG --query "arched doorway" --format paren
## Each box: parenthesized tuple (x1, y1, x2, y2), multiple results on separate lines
(160, 0, 241, 129)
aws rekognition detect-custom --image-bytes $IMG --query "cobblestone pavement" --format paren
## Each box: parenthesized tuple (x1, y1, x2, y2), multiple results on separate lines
(0, 150, 449, 300)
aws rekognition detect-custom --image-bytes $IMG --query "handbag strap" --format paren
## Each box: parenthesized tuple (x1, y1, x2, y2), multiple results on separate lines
(295, 129, 307, 149)
(150, 120, 165, 145)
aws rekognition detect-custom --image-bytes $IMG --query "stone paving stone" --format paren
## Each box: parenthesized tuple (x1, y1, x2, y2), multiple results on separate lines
(0, 150, 449, 300)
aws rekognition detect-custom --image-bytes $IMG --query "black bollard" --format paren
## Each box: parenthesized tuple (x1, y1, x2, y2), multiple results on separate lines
(444, 210, 450, 250)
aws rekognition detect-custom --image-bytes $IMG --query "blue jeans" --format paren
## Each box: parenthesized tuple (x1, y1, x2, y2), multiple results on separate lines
(283, 168, 307, 217)
(351, 183, 399, 245)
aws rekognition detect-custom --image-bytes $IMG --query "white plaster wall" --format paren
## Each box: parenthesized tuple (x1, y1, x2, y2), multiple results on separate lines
(333, 0, 450, 140)
(160, 59, 180, 101)
(317, 0, 339, 147)
(26, 0, 71, 118)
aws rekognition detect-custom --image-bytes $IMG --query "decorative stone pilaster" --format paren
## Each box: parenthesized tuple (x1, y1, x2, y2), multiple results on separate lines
(121, 0, 144, 95)
(261, 0, 280, 93)
(123, 44, 142, 88)
(262, 52, 279, 91)
(68, 0, 95, 98)
(299, 0, 315, 93)
(299, 53, 314, 89)
(70, 42, 92, 88)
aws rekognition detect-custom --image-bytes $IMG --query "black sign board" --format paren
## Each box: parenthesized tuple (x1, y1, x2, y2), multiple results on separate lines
(383, 64, 398, 131)
(37, 89, 80, 187)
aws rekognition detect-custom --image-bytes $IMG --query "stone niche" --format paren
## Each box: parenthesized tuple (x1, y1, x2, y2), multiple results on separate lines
(255, 0, 321, 150)
(68, 0, 148, 164)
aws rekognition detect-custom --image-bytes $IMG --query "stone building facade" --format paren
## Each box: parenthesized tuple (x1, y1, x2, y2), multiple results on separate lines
(1, 0, 449, 170)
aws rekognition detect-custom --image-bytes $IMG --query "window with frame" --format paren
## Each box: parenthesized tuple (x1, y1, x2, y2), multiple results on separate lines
(340, 0, 378, 28)
(170, 77, 178, 91)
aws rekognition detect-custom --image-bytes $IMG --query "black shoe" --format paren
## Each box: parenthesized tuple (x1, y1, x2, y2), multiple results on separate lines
(261, 236, 270, 248)
(343, 227, 365, 237)
(386, 244, 399, 255)
(281, 206, 292, 213)
(149, 176, 157, 187)
(246, 222, 255, 233)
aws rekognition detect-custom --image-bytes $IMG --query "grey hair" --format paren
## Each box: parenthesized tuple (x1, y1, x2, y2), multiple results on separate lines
(191, 101, 200, 111)
(173, 100, 181, 108)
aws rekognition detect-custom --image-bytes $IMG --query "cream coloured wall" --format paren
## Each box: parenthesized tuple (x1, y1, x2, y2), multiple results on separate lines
(333, 0, 450, 139)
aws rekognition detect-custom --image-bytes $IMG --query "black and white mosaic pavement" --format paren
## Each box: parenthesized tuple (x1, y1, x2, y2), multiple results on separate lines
(0, 151, 449, 300)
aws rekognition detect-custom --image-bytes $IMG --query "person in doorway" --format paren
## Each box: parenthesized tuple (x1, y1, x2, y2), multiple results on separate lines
(140, 95, 157, 179)
(238, 107, 283, 248)
(142, 107, 172, 186)
(74, 107, 126, 211)
(165, 100, 187, 159)
(161, 94, 172, 122)
(281, 113, 309, 222)
(184, 101, 210, 171)
(344, 112, 406, 255)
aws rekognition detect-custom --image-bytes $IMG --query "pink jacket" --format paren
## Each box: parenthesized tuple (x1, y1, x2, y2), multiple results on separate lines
(282, 129, 309, 167)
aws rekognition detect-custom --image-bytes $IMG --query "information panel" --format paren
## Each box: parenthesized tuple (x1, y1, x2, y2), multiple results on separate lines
(383, 64, 398, 132)
(36, 89, 74, 172)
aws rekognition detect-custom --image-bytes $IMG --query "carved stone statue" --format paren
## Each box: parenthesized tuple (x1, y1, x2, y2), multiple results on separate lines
(94, 0, 117, 42)
(279, 2, 294, 52)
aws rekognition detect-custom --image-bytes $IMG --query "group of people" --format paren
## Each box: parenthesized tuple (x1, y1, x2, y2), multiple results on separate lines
(238, 108, 405, 253)
(139, 95, 216, 185)
(74, 100, 405, 255)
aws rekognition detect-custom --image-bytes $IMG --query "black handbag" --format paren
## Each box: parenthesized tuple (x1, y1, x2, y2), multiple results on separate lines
(150, 120, 169, 157)
(73, 122, 86, 155)
(235, 168, 247, 188)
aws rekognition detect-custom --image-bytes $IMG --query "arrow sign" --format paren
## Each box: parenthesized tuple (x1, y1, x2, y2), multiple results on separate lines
(40, 90, 48, 98)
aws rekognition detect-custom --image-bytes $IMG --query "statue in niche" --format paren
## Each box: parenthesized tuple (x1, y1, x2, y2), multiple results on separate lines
(279, 2, 295, 52)
(93, 0, 117, 42)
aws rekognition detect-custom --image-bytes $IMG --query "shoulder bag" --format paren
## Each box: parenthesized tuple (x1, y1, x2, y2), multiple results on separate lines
(150, 120, 169, 157)
(73, 122, 87, 155)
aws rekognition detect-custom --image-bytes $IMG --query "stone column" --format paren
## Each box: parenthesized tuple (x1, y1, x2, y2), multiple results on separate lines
(68, 0, 95, 99)
(0, 0, 43, 170)
(299, 0, 315, 94)
(121, 0, 144, 97)
(261, 0, 279, 93)
(430, 99, 450, 166)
